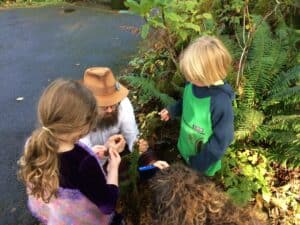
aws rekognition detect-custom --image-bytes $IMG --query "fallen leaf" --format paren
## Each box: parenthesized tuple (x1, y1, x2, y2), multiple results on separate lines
(10, 208, 16, 213)
(16, 97, 24, 101)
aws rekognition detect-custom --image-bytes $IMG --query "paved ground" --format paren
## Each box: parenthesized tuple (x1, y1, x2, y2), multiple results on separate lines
(0, 5, 142, 224)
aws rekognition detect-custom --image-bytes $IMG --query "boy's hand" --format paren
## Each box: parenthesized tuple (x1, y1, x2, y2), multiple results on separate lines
(159, 109, 170, 121)
(92, 145, 108, 159)
(138, 139, 149, 154)
(106, 134, 126, 153)
(153, 160, 169, 169)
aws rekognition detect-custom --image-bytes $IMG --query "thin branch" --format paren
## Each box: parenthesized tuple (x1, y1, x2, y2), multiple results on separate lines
(242, 5, 246, 45)
(236, 1, 281, 88)
(235, 31, 243, 49)
(161, 7, 178, 67)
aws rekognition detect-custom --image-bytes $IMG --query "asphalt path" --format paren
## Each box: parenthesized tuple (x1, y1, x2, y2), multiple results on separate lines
(0, 5, 142, 224)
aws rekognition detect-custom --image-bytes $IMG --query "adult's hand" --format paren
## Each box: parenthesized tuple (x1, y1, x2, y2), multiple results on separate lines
(92, 145, 108, 159)
(106, 134, 126, 153)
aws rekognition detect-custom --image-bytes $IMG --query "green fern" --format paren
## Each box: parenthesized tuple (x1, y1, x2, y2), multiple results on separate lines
(234, 18, 300, 168)
(234, 107, 265, 141)
(257, 65, 300, 167)
(265, 65, 300, 107)
(253, 112, 300, 168)
(220, 34, 241, 61)
(268, 115, 300, 132)
(268, 86, 300, 105)
(121, 75, 175, 106)
(242, 17, 289, 107)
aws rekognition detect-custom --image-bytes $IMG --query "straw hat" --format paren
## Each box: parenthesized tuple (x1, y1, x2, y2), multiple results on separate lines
(82, 67, 129, 107)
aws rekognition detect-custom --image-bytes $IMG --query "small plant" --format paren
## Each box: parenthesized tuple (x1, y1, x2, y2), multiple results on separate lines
(221, 147, 272, 206)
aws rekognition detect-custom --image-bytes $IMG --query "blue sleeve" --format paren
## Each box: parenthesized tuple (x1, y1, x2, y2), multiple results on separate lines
(167, 99, 182, 119)
(78, 156, 119, 214)
(167, 82, 191, 119)
(189, 93, 234, 172)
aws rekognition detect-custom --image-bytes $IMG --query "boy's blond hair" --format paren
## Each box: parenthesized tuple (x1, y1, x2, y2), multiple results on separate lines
(179, 36, 232, 86)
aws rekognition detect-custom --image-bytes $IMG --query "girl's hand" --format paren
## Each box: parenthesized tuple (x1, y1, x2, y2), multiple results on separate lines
(107, 148, 121, 172)
(138, 139, 149, 154)
(159, 109, 170, 121)
(106, 134, 126, 153)
(92, 145, 108, 159)
(153, 160, 169, 170)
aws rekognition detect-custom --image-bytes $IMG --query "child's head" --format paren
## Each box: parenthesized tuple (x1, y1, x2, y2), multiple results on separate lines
(146, 163, 266, 225)
(18, 79, 98, 202)
(179, 36, 232, 86)
(37, 79, 97, 139)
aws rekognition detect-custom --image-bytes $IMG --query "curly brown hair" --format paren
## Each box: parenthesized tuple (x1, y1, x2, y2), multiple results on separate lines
(18, 79, 98, 203)
(145, 163, 266, 225)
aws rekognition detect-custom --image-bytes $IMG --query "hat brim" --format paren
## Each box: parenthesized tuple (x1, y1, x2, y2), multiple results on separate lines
(94, 85, 129, 107)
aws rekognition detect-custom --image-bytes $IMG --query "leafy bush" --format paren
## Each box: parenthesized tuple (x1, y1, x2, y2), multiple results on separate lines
(221, 147, 272, 206)
(123, 0, 300, 223)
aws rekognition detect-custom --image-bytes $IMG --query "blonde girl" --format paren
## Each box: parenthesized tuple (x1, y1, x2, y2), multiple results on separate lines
(18, 79, 125, 225)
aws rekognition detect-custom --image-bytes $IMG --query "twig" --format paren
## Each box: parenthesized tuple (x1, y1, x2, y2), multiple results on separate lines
(236, 1, 281, 88)
(161, 7, 178, 67)
(242, 4, 246, 45)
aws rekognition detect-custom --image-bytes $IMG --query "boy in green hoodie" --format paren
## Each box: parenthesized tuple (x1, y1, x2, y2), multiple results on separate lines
(160, 36, 234, 176)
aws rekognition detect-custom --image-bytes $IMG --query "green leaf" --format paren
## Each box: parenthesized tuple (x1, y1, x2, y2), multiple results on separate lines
(184, 1, 198, 11)
(202, 13, 213, 19)
(227, 188, 252, 206)
(178, 30, 188, 41)
(141, 24, 150, 39)
(154, 0, 174, 7)
(183, 22, 201, 32)
(125, 0, 142, 14)
(166, 12, 182, 22)
(139, 0, 155, 15)
(148, 18, 165, 28)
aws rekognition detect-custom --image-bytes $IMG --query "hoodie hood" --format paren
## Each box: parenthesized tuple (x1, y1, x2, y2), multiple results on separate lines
(191, 82, 235, 100)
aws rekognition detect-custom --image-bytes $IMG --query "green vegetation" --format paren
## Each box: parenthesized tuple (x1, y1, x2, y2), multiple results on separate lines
(0, 0, 65, 8)
(122, 0, 300, 224)
(2, 0, 299, 223)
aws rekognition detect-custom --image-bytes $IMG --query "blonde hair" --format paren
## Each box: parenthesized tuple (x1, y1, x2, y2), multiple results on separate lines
(18, 79, 98, 202)
(179, 36, 232, 86)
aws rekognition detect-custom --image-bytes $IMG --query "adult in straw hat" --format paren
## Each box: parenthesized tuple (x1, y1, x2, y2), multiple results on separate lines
(80, 67, 139, 161)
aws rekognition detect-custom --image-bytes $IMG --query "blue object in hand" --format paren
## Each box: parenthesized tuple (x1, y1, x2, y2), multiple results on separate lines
(138, 164, 156, 171)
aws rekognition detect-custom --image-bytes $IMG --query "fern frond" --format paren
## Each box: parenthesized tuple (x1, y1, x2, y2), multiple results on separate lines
(267, 142, 300, 168)
(234, 107, 265, 141)
(270, 65, 300, 94)
(267, 115, 300, 132)
(122, 75, 175, 106)
(242, 16, 289, 105)
(267, 86, 300, 105)
(241, 77, 259, 107)
(254, 122, 300, 168)
(255, 125, 299, 145)
(263, 65, 300, 108)
(220, 34, 241, 61)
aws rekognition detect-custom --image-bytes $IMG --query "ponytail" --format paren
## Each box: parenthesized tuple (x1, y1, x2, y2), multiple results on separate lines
(18, 79, 98, 203)
(18, 127, 59, 203)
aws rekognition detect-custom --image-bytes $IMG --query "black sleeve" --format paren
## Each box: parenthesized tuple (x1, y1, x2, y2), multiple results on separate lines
(78, 156, 119, 214)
